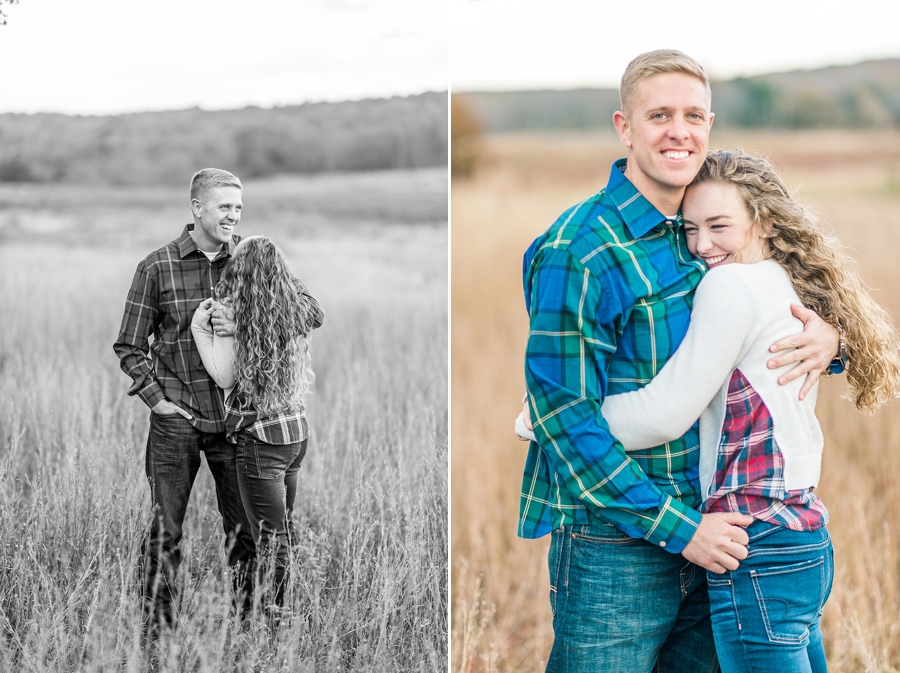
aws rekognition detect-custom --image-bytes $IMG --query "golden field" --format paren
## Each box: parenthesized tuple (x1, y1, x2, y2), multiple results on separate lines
(451, 130, 900, 672)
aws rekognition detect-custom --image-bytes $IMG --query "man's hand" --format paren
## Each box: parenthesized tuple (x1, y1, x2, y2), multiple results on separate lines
(767, 304, 840, 400)
(211, 302, 236, 337)
(151, 399, 193, 420)
(681, 512, 753, 574)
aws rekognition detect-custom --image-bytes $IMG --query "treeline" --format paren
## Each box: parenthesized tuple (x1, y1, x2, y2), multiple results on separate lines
(0, 93, 448, 185)
(459, 59, 900, 132)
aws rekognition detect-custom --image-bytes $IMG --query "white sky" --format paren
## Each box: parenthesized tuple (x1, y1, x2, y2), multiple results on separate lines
(0, 0, 448, 114)
(451, 0, 900, 91)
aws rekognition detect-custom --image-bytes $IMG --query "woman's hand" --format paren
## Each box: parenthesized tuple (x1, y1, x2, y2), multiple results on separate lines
(192, 297, 215, 328)
(211, 300, 236, 337)
(515, 402, 536, 442)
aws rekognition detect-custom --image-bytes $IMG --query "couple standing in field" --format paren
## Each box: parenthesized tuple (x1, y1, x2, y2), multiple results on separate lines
(113, 168, 323, 638)
(515, 50, 900, 672)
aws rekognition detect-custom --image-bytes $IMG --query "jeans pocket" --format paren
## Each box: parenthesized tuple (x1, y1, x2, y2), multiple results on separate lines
(569, 523, 639, 545)
(246, 439, 295, 480)
(548, 528, 565, 618)
(751, 556, 826, 644)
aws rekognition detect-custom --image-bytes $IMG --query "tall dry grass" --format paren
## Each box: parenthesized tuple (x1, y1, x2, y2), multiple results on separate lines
(0, 171, 448, 672)
(451, 130, 900, 672)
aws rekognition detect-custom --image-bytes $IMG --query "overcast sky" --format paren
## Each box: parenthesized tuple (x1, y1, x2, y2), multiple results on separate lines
(451, 0, 900, 91)
(0, 0, 448, 115)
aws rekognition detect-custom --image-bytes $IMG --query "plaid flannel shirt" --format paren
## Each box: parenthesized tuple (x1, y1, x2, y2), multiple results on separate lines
(114, 225, 239, 433)
(520, 159, 707, 553)
(225, 396, 311, 446)
(114, 224, 323, 438)
(704, 369, 828, 531)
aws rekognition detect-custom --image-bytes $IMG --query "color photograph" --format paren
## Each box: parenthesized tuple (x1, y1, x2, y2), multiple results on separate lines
(450, 2, 900, 671)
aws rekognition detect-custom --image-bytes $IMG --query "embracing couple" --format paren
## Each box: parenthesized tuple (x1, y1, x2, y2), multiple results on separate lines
(516, 50, 900, 672)
(113, 168, 323, 636)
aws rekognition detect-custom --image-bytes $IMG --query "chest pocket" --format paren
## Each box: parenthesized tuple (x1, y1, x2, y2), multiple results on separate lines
(607, 290, 694, 392)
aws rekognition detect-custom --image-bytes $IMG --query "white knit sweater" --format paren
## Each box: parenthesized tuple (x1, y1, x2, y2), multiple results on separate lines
(602, 260, 824, 501)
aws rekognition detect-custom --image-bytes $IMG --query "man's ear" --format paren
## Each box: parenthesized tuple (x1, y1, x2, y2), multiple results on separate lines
(190, 198, 202, 217)
(612, 110, 632, 149)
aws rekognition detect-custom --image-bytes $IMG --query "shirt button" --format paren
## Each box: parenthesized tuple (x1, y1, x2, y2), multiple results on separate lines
(659, 541, 667, 548)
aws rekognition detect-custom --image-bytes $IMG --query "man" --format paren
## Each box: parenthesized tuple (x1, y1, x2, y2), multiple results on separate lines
(520, 51, 840, 673)
(113, 168, 322, 633)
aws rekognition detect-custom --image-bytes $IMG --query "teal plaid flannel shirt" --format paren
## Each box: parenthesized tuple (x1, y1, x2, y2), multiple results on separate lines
(520, 159, 707, 553)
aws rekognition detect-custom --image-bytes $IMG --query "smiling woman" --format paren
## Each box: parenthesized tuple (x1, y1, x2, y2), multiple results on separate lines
(683, 180, 769, 268)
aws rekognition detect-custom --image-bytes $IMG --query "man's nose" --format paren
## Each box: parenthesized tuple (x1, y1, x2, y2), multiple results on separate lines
(667, 116, 690, 140)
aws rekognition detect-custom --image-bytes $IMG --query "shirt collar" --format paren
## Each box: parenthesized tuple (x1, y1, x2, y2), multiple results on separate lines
(177, 223, 238, 260)
(605, 158, 673, 240)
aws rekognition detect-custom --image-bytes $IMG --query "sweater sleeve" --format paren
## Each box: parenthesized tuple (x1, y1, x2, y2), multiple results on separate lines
(602, 266, 760, 449)
(190, 310, 236, 390)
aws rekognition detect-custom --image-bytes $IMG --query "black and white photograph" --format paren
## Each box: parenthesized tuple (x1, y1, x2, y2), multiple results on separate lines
(0, 1, 448, 670)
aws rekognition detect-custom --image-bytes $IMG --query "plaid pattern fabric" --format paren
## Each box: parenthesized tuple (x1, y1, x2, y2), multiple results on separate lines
(114, 225, 238, 433)
(520, 159, 707, 552)
(704, 369, 828, 531)
(225, 395, 310, 446)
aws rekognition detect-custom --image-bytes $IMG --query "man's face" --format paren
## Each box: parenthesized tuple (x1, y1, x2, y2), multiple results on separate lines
(192, 185, 242, 250)
(614, 72, 713, 209)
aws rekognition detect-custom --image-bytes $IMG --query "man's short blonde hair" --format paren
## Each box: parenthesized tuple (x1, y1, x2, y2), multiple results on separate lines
(190, 168, 242, 204)
(619, 49, 710, 117)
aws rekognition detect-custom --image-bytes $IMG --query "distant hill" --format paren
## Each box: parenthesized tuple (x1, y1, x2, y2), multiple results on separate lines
(457, 60, 900, 132)
(0, 93, 448, 185)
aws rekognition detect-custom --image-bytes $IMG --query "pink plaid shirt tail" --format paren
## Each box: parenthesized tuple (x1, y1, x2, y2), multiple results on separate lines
(702, 369, 828, 532)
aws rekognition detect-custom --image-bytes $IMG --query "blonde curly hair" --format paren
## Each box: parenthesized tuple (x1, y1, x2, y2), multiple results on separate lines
(215, 236, 316, 416)
(692, 150, 900, 413)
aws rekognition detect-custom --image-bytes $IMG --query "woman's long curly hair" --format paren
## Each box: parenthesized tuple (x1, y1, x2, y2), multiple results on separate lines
(215, 236, 316, 416)
(691, 150, 900, 413)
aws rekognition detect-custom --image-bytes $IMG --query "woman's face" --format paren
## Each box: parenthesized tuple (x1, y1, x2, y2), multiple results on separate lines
(682, 181, 769, 269)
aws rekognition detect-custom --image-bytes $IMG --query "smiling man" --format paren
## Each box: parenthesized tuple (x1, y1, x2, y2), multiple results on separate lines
(520, 51, 840, 672)
(114, 168, 254, 639)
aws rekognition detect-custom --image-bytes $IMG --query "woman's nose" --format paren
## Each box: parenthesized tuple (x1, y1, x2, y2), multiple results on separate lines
(695, 230, 712, 253)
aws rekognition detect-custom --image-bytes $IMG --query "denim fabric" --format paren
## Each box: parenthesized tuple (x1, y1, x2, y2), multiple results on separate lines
(707, 521, 834, 673)
(235, 432, 307, 611)
(546, 523, 717, 673)
(141, 412, 255, 628)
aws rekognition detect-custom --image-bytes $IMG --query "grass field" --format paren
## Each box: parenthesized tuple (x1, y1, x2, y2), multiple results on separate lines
(450, 130, 900, 672)
(0, 167, 449, 672)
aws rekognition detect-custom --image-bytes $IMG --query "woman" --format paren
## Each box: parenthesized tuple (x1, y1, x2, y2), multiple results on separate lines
(191, 235, 322, 617)
(518, 150, 900, 672)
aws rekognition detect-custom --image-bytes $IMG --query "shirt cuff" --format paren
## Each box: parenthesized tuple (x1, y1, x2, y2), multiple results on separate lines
(133, 380, 165, 409)
(826, 357, 846, 376)
(642, 495, 703, 554)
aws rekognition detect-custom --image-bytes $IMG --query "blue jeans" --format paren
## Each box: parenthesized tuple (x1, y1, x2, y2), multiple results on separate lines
(141, 412, 255, 629)
(707, 521, 834, 673)
(235, 432, 307, 611)
(546, 523, 717, 673)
